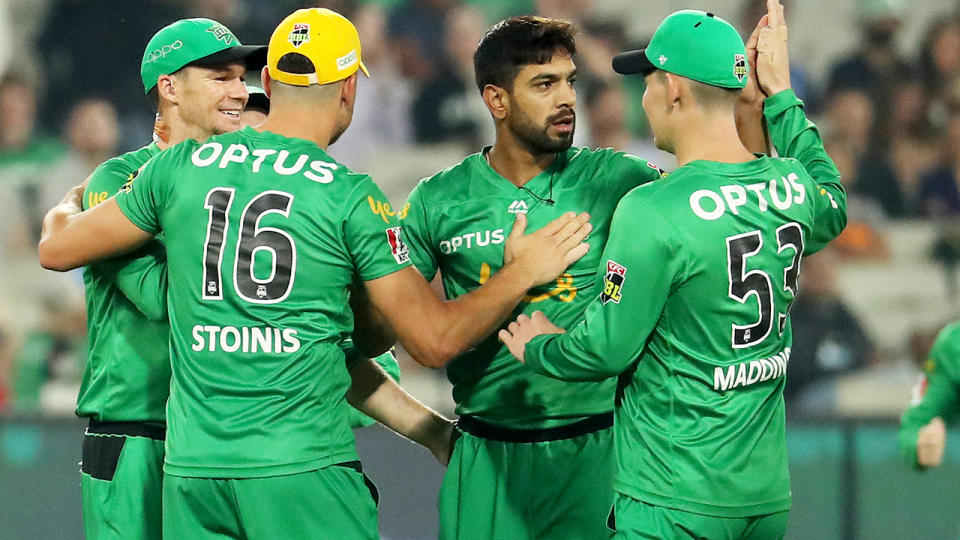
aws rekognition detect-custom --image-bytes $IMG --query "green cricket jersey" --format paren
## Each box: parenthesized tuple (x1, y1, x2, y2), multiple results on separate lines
(525, 90, 847, 517)
(76, 142, 171, 425)
(403, 147, 662, 429)
(115, 127, 410, 478)
(899, 321, 960, 468)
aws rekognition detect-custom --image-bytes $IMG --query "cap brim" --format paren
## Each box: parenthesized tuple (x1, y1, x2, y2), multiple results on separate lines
(192, 45, 268, 71)
(612, 49, 656, 76)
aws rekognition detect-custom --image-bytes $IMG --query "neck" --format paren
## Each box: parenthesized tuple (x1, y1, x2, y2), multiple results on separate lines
(487, 127, 558, 186)
(257, 102, 338, 150)
(671, 109, 755, 166)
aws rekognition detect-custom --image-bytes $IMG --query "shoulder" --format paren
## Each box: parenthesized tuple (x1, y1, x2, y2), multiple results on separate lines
(85, 145, 162, 204)
(409, 153, 481, 200)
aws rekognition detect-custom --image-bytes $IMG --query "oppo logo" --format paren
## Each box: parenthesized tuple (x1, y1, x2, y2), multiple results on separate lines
(144, 40, 184, 64)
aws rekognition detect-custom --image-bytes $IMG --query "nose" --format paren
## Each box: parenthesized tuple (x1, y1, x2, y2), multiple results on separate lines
(229, 77, 249, 104)
(557, 80, 576, 111)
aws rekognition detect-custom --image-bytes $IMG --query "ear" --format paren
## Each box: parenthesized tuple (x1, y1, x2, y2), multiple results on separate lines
(482, 84, 508, 120)
(664, 72, 682, 110)
(261, 66, 272, 98)
(156, 74, 178, 105)
(341, 71, 358, 105)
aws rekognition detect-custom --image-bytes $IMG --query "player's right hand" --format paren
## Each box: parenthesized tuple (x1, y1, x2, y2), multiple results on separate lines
(916, 417, 947, 468)
(756, 0, 791, 97)
(503, 211, 591, 286)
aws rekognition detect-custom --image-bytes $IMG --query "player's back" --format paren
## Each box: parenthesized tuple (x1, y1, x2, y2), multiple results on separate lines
(613, 154, 844, 517)
(117, 126, 407, 478)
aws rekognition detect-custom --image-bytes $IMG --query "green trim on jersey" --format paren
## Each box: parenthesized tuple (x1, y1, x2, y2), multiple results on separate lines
(115, 127, 410, 478)
(403, 147, 662, 429)
(76, 142, 171, 425)
(525, 89, 847, 517)
(899, 321, 960, 468)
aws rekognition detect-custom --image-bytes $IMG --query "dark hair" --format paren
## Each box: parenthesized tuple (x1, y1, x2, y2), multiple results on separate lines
(473, 16, 576, 93)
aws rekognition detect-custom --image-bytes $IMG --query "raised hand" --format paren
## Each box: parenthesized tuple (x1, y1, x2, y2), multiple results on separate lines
(503, 211, 591, 286)
(916, 417, 947, 468)
(498, 311, 565, 362)
(756, 0, 791, 96)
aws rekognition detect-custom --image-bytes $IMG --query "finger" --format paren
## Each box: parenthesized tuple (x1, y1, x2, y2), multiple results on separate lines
(508, 321, 520, 333)
(557, 222, 593, 253)
(516, 314, 531, 325)
(551, 212, 591, 242)
(497, 329, 512, 343)
(746, 14, 767, 52)
(531, 310, 547, 323)
(767, 0, 780, 28)
(779, 2, 786, 26)
(536, 211, 577, 237)
(563, 242, 590, 265)
(508, 212, 528, 240)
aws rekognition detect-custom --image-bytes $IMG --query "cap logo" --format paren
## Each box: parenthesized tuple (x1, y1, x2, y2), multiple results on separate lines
(658, 54, 668, 65)
(733, 54, 748, 82)
(336, 49, 358, 71)
(206, 24, 236, 45)
(288, 23, 310, 48)
(144, 40, 184, 64)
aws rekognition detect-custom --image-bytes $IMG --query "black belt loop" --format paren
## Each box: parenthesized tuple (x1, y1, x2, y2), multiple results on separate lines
(86, 420, 166, 441)
(456, 412, 613, 443)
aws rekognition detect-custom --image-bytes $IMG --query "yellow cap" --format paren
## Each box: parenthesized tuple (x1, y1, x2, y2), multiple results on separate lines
(267, 8, 369, 86)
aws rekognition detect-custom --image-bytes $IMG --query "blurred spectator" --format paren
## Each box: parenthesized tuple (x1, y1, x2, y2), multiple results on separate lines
(918, 95, 960, 217)
(583, 80, 675, 169)
(826, 0, 909, 147)
(0, 0, 11, 78)
(889, 80, 940, 211)
(785, 248, 878, 407)
(823, 136, 892, 259)
(823, 88, 906, 218)
(39, 99, 119, 214)
(410, 5, 491, 147)
(388, 0, 461, 81)
(331, 2, 415, 170)
(919, 16, 960, 125)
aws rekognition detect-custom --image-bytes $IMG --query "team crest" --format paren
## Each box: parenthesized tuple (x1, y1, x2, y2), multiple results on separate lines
(601, 260, 626, 304)
(386, 226, 410, 264)
(733, 54, 748, 83)
(288, 23, 310, 48)
(206, 24, 236, 45)
(207, 281, 218, 295)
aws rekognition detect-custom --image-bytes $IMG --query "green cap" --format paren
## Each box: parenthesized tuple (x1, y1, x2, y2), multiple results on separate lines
(141, 18, 266, 94)
(612, 10, 747, 89)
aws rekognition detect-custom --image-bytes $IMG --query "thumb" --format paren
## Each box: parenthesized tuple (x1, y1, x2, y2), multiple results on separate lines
(508, 212, 527, 240)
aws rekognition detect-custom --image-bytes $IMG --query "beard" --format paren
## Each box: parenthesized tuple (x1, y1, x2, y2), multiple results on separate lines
(507, 103, 575, 155)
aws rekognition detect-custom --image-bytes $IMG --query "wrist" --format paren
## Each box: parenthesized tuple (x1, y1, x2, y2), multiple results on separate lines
(498, 260, 537, 292)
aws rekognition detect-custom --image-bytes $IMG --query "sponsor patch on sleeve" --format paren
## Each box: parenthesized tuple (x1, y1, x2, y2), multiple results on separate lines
(386, 226, 410, 264)
(601, 260, 626, 304)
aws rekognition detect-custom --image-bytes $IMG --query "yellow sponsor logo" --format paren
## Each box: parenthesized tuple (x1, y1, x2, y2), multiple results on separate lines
(368, 196, 409, 223)
(87, 191, 109, 208)
(478, 262, 576, 303)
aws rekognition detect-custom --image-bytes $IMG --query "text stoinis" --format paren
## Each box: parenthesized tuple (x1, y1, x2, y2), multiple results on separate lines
(689, 174, 805, 220)
(191, 142, 339, 184)
(713, 348, 790, 392)
(191, 325, 300, 353)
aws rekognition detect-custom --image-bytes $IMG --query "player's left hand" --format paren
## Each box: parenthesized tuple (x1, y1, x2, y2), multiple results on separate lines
(756, 0, 791, 96)
(498, 311, 565, 362)
(740, 14, 768, 106)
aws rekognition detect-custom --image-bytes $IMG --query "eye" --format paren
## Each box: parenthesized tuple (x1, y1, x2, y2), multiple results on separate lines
(538, 81, 553, 89)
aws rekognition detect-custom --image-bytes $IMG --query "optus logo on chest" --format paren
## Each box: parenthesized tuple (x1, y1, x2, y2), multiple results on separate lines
(439, 229, 505, 254)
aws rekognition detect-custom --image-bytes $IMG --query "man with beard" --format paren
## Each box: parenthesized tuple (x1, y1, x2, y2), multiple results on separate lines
(400, 16, 664, 540)
(39, 8, 591, 538)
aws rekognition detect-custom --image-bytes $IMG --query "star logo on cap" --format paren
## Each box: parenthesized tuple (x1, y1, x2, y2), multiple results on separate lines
(206, 24, 235, 45)
(658, 55, 668, 65)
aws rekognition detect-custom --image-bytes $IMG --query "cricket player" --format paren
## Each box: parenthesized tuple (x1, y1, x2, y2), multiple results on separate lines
(77, 18, 264, 540)
(500, 3, 847, 538)
(39, 8, 590, 539)
(899, 321, 960, 469)
(400, 16, 665, 540)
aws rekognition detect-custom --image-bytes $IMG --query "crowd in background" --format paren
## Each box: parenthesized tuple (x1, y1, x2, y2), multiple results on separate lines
(1, 0, 960, 417)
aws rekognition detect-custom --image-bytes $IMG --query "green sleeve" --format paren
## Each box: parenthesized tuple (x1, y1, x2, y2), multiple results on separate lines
(525, 192, 682, 381)
(399, 181, 439, 280)
(609, 150, 665, 189)
(115, 153, 170, 235)
(84, 156, 167, 321)
(898, 323, 960, 468)
(763, 89, 847, 254)
(342, 178, 412, 281)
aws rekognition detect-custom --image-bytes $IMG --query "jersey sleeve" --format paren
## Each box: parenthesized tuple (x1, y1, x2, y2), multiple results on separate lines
(524, 192, 683, 381)
(606, 150, 664, 192)
(84, 156, 168, 321)
(115, 153, 172, 235)
(399, 181, 439, 279)
(342, 177, 413, 281)
(898, 324, 960, 468)
(763, 89, 847, 254)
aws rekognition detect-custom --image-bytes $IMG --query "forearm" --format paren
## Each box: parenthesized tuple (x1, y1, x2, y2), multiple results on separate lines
(764, 90, 842, 190)
(39, 197, 153, 271)
(346, 357, 451, 454)
(736, 98, 769, 155)
(525, 331, 629, 382)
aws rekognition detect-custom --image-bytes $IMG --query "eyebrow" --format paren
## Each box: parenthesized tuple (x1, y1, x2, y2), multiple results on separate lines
(529, 69, 578, 84)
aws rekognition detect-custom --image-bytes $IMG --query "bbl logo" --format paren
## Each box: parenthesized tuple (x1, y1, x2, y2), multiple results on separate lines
(288, 23, 310, 48)
(386, 227, 410, 264)
(601, 260, 626, 305)
(206, 24, 235, 45)
(733, 54, 748, 83)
